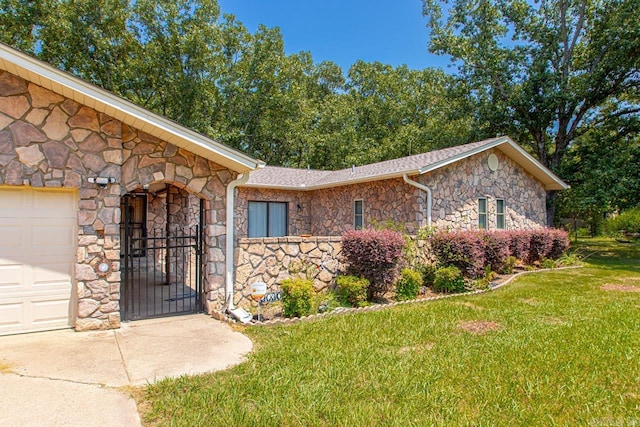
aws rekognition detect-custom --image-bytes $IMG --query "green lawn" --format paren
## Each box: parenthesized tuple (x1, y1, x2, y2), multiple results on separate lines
(142, 239, 640, 426)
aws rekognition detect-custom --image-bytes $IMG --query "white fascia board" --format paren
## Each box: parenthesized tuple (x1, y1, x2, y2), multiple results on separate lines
(241, 169, 423, 191)
(0, 44, 262, 173)
(418, 136, 510, 175)
(418, 136, 569, 191)
(498, 139, 570, 190)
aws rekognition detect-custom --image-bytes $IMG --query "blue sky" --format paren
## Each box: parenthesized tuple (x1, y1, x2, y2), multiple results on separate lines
(217, 0, 454, 72)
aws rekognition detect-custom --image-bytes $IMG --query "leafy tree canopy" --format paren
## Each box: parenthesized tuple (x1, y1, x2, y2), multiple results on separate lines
(423, 0, 640, 222)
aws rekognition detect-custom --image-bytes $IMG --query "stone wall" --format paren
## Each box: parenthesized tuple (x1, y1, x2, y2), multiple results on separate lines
(234, 236, 343, 308)
(236, 177, 422, 237)
(0, 70, 235, 329)
(236, 187, 312, 237)
(235, 149, 547, 238)
(311, 177, 422, 235)
(422, 148, 546, 230)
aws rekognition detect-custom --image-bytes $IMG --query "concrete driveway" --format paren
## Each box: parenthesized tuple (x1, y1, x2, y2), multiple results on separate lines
(0, 314, 252, 426)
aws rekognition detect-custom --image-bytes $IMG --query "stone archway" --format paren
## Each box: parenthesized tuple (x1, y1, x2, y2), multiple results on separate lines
(120, 183, 204, 320)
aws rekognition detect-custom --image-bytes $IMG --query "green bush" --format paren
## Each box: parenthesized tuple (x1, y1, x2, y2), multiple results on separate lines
(280, 278, 315, 318)
(501, 256, 516, 274)
(335, 275, 369, 307)
(433, 266, 466, 293)
(418, 263, 437, 287)
(606, 207, 640, 235)
(395, 268, 423, 301)
(541, 258, 557, 269)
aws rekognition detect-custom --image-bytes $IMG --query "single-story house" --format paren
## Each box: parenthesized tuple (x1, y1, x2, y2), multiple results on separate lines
(231, 137, 568, 307)
(236, 136, 568, 236)
(0, 42, 568, 334)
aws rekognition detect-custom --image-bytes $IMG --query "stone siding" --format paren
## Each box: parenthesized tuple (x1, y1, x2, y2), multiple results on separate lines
(311, 178, 422, 235)
(0, 71, 235, 330)
(235, 149, 547, 238)
(234, 236, 343, 308)
(422, 148, 546, 230)
(236, 188, 312, 237)
(236, 177, 422, 237)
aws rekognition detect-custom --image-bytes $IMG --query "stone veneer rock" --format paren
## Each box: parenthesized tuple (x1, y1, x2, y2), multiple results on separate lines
(234, 236, 344, 308)
(421, 149, 546, 230)
(0, 71, 235, 330)
(235, 149, 546, 238)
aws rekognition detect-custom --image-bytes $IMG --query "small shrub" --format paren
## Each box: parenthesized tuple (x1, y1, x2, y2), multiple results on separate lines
(548, 229, 570, 259)
(313, 292, 342, 313)
(507, 230, 531, 262)
(474, 277, 491, 290)
(482, 231, 511, 273)
(335, 275, 369, 307)
(556, 253, 583, 267)
(430, 231, 485, 278)
(433, 266, 466, 293)
(418, 263, 437, 287)
(280, 278, 315, 318)
(501, 256, 516, 274)
(541, 258, 557, 269)
(342, 229, 405, 300)
(395, 268, 423, 301)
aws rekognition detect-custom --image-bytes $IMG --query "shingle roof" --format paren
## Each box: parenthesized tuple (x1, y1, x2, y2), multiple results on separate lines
(244, 136, 569, 191)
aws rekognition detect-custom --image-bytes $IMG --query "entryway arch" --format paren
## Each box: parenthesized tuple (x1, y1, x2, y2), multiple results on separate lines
(120, 182, 205, 321)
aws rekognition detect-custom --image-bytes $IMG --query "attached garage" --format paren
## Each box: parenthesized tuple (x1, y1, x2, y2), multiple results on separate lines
(0, 186, 77, 335)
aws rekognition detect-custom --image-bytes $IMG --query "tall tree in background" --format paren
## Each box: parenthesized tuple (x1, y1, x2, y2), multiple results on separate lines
(557, 111, 640, 234)
(0, 0, 481, 171)
(423, 0, 640, 224)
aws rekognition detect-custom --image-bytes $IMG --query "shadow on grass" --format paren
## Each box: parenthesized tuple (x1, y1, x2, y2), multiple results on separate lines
(574, 238, 640, 273)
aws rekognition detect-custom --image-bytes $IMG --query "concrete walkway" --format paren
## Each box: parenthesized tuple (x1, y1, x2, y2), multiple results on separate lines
(0, 314, 252, 427)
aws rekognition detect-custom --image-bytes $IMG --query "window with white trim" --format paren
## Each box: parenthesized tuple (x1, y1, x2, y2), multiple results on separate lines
(354, 200, 363, 229)
(496, 198, 505, 230)
(478, 197, 487, 229)
(248, 201, 288, 237)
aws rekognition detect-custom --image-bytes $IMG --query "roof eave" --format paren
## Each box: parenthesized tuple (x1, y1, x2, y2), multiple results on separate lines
(0, 43, 262, 173)
(418, 136, 569, 191)
(242, 169, 422, 191)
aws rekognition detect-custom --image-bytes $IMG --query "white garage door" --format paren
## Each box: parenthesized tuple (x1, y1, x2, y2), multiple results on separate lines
(0, 186, 77, 335)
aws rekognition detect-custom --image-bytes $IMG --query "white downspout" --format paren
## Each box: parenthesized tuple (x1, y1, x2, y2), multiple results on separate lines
(403, 174, 432, 227)
(225, 172, 250, 310)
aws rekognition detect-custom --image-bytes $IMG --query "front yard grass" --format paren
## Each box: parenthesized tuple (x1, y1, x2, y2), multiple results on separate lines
(142, 238, 640, 426)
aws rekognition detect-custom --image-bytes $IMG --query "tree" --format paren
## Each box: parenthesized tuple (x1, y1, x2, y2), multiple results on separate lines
(37, 0, 138, 96)
(557, 111, 640, 234)
(0, 0, 50, 53)
(422, 0, 640, 224)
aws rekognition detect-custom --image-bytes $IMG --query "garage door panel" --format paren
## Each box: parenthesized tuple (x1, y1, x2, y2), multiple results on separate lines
(0, 186, 77, 335)
(0, 224, 27, 249)
(0, 263, 23, 289)
(0, 301, 23, 327)
(0, 186, 26, 212)
(32, 263, 73, 287)
(32, 298, 72, 326)
(32, 227, 75, 250)
(33, 188, 77, 215)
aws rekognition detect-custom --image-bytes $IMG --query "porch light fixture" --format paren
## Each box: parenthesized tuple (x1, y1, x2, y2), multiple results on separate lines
(87, 176, 116, 188)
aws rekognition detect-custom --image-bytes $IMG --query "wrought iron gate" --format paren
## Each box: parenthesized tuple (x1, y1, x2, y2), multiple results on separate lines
(121, 194, 204, 321)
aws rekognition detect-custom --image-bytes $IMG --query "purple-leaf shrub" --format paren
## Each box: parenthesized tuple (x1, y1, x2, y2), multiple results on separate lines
(482, 231, 511, 273)
(548, 229, 570, 259)
(528, 229, 554, 263)
(430, 230, 485, 279)
(341, 229, 405, 300)
(507, 230, 531, 262)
